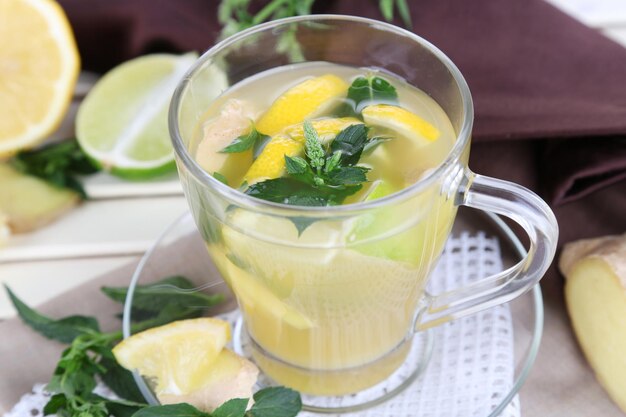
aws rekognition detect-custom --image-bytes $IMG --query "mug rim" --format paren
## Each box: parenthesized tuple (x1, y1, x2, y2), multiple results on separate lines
(169, 14, 474, 216)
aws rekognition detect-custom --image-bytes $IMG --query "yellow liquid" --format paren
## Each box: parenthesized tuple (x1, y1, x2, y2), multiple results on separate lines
(192, 63, 459, 394)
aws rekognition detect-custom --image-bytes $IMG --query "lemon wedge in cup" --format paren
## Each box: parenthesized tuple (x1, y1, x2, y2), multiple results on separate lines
(362, 104, 440, 146)
(0, 0, 79, 157)
(255, 74, 348, 136)
(76, 53, 200, 179)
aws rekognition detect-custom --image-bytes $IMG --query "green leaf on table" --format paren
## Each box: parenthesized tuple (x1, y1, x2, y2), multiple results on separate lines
(98, 350, 145, 403)
(329, 124, 370, 166)
(220, 126, 265, 153)
(42, 393, 67, 415)
(247, 387, 302, 417)
(347, 76, 398, 113)
(212, 398, 249, 417)
(97, 396, 147, 417)
(11, 139, 99, 199)
(101, 276, 223, 315)
(5, 285, 100, 343)
(132, 403, 210, 417)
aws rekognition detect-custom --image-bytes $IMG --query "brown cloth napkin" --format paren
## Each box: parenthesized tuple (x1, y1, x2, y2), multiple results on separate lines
(56, 0, 626, 245)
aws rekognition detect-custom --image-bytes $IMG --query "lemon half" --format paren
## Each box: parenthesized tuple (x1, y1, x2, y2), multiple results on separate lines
(0, 0, 80, 157)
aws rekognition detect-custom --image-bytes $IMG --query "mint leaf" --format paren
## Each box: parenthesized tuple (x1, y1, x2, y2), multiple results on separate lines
(220, 125, 261, 153)
(212, 398, 248, 417)
(284, 155, 309, 175)
(326, 166, 370, 186)
(43, 393, 67, 415)
(303, 120, 325, 171)
(11, 139, 99, 199)
(102, 276, 223, 316)
(132, 403, 210, 417)
(329, 124, 369, 166)
(97, 396, 146, 417)
(98, 351, 145, 402)
(214, 172, 229, 185)
(323, 151, 341, 173)
(6, 285, 100, 343)
(247, 387, 302, 417)
(246, 178, 329, 206)
(347, 76, 398, 113)
(363, 136, 391, 155)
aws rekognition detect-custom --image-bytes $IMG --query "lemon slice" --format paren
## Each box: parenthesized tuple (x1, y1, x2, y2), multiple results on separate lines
(255, 74, 348, 136)
(112, 318, 231, 394)
(0, 0, 79, 157)
(362, 104, 440, 146)
(243, 117, 361, 185)
(76, 53, 200, 178)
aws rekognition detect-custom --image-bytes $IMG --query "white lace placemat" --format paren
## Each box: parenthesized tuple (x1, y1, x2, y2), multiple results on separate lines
(4, 232, 519, 417)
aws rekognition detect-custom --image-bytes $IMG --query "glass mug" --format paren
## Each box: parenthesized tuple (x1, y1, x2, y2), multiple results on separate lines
(169, 15, 558, 399)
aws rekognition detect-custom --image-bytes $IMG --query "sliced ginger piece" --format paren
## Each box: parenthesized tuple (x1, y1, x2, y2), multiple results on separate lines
(561, 234, 626, 413)
(0, 163, 79, 233)
(158, 348, 259, 412)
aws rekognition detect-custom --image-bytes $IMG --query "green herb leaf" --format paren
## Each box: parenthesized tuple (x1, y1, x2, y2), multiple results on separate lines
(247, 387, 302, 417)
(5, 285, 100, 343)
(326, 166, 370, 186)
(347, 76, 398, 113)
(220, 125, 262, 153)
(212, 398, 249, 417)
(284, 155, 309, 175)
(379, 0, 394, 21)
(324, 151, 342, 174)
(245, 178, 329, 206)
(102, 400, 146, 417)
(132, 403, 210, 417)
(11, 139, 99, 199)
(102, 276, 223, 316)
(214, 172, 229, 185)
(329, 124, 369, 166)
(363, 136, 391, 155)
(98, 351, 145, 402)
(396, 0, 413, 28)
(43, 393, 67, 415)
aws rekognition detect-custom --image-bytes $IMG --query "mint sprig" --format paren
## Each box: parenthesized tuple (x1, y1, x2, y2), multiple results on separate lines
(245, 122, 374, 206)
(4, 277, 226, 417)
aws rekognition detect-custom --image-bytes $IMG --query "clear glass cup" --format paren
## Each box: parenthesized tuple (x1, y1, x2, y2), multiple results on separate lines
(169, 15, 558, 399)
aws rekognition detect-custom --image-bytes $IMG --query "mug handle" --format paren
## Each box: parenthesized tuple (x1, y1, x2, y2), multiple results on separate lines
(414, 170, 558, 331)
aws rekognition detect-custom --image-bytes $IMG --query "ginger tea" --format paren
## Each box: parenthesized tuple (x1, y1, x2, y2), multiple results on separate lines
(191, 62, 458, 395)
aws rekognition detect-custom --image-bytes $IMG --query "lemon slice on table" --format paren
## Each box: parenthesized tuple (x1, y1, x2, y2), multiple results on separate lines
(243, 117, 361, 185)
(255, 74, 348, 136)
(0, 0, 79, 158)
(76, 53, 199, 179)
(112, 318, 231, 394)
(362, 104, 440, 146)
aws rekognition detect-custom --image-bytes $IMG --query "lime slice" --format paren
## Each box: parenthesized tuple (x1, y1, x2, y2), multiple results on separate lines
(76, 53, 199, 179)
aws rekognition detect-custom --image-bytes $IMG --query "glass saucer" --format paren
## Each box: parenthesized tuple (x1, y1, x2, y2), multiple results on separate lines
(122, 207, 543, 416)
